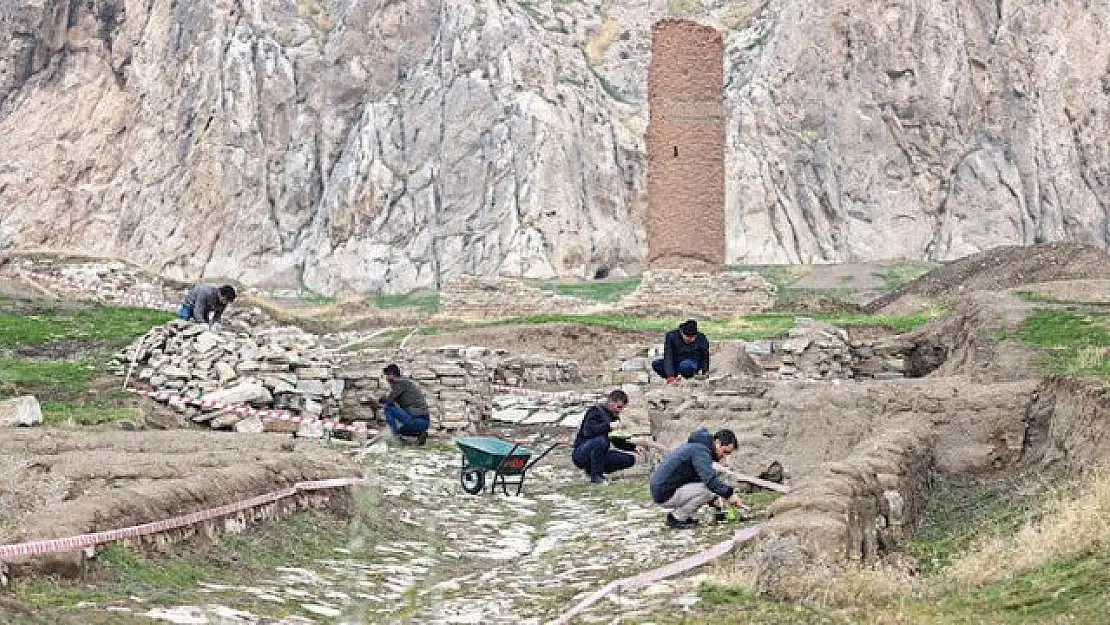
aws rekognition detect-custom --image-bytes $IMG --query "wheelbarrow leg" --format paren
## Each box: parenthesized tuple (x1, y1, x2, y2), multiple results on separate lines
(491, 442, 521, 496)
(514, 442, 559, 496)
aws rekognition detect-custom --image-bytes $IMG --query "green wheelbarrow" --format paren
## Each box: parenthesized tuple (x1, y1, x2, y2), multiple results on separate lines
(454, 436, 560, 496)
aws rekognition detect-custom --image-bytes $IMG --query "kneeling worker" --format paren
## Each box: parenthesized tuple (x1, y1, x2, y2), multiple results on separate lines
(652, 319, 709, 383)
(179, 284, 237, 330)
(572, 389, 640, 484)
(649, 428, 742, 529)
(380, 364, 430, 444)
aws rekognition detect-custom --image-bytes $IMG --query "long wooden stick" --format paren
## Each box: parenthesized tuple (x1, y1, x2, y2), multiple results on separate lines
(633, 439, 791, 493)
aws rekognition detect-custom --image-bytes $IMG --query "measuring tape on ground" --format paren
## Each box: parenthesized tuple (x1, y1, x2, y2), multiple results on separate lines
(548, 525, 761, 624)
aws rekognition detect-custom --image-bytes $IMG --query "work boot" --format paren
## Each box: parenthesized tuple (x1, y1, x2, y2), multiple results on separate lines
(416, 431, 428, 445)
(588, 474, 608, 485)
(665, 513, 698, 530)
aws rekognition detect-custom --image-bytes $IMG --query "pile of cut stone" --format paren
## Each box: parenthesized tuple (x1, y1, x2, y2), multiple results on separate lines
(111, 321, 345, 431)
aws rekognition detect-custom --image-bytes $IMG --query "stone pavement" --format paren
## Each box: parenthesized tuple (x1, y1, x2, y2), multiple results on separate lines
(94, 443, 753, 624)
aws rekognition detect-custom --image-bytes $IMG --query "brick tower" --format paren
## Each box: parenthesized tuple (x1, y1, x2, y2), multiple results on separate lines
(645, 20, 726, 270)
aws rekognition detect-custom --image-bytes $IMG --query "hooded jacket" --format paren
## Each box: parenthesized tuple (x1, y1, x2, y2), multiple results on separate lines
(573, 403, 636, 452)
(649, 428, 734, 503)
(661, 329, 709, 377)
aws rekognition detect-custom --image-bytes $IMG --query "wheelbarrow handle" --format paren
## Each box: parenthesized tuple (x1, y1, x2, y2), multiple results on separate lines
(524, 441, 561, 471)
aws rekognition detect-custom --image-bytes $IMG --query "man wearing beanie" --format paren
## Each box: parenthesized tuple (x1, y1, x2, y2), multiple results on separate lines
(651, 319, 709, 384)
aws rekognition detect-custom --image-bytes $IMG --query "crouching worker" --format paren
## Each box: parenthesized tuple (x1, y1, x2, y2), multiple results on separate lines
(380, 364, 430, 445)
(649, 428, 742, 529)
(179, 284, 237, 330)
(571, 389, 639, 484)
(652, 319, 709, 383)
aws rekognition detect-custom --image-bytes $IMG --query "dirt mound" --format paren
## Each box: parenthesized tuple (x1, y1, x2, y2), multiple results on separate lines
(0, 430, 357, 558)
(864, 243, 1110, 313)
(901, 291, 1039, 381)
(410, 322, 660, 366)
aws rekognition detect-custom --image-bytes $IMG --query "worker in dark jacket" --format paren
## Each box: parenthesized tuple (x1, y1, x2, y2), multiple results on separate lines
(649, 428, 742, 529)
(380, 364, 430, 444)
(651, 319, 709, 383)
(571, 389, 639, 484)
(179, 284, 237, 329)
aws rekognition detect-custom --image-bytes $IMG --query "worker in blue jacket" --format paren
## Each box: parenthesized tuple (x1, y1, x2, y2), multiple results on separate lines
(652, 319, 709, 383)
(650, 428, 742, 529)
(571, 389, 640, 484)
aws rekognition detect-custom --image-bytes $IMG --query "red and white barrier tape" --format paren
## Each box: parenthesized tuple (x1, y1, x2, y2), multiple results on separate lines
(0, 477, 366, 560)
(132, 389, 364, 433)
(548, 525, 761, 625)
(490, 385, 604, 402)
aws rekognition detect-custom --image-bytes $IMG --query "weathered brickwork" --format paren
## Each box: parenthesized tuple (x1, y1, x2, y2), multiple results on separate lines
(646, 20, 726, 270)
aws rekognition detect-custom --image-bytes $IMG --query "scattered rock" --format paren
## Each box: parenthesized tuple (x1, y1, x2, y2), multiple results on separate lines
(0, 396, 43, 427)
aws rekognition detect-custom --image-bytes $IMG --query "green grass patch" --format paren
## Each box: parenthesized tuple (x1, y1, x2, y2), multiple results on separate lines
(1014, 311, 1110, 377)
(537, 278, 641, 302)
(371, 292, 440, 312)
(909, 473, 1043, 575)
(690, 547, 1110, 624)
(14, 511, 357, 615)
(888, 547, 1110, 624)
(725, 265, 809, 289)
(488, 310, 941, 339)
(40, 402, 140, 427)
(692, 583, 850, 623)
(1013, 291, 1110, 307)
(0, 358, 95, 387)
(874, 262, 933, 293)
(0, 305, 174, 349)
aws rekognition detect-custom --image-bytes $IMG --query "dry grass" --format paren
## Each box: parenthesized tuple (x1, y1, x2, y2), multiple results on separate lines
(941, 469, 1110, 587)
(713, 535, 917, 608)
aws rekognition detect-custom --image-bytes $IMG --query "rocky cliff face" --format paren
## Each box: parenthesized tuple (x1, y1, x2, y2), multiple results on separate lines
(1, 0, 1107, 293)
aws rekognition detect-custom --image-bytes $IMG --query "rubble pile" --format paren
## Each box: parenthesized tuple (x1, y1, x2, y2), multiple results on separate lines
(111, 321, 345, 431)
(1, 256, 181, 310)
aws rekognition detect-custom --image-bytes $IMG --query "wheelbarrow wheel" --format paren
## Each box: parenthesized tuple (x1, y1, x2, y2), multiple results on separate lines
(460, 469, 485, 495)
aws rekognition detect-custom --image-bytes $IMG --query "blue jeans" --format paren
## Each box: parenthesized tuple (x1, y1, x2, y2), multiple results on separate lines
(177, 305, 194, 321)
(383, 403, 430, 436)
(652, 358, 700, 379)
(572, 437, 635, 480)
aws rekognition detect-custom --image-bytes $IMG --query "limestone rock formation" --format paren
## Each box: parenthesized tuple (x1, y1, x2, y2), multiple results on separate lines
(0, 0, 646, 294)
(1, 0, 1107, 292)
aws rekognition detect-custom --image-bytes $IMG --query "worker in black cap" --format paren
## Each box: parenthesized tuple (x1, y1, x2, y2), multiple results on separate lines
(651, 319, 709, 384)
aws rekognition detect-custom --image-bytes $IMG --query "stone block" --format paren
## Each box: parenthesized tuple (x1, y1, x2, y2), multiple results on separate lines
(295, 367, 331, 379)
(296, 379, 329, 396)
(233, 416, 265, 434)
(0, 396, 42, 427)
(202, 382, 267, 404)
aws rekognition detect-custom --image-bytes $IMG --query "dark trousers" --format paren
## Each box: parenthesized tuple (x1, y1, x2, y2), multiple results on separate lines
(383, 403, 430, 436)
(651, 358, 700, 378)
(572, 437, 635, 479)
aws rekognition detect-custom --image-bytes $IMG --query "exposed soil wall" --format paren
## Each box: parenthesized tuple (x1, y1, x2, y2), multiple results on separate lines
(753, 427, 934, 599)
(0, 430, 357, 578)
(649, 376, 1038, 480)
(1021, 377, 1110, 470)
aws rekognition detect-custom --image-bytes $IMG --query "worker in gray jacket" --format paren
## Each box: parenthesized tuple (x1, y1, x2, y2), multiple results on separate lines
(649, 428, 743, 529)
(379, 364, 431, 444)
(179, 284, 237, 329)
